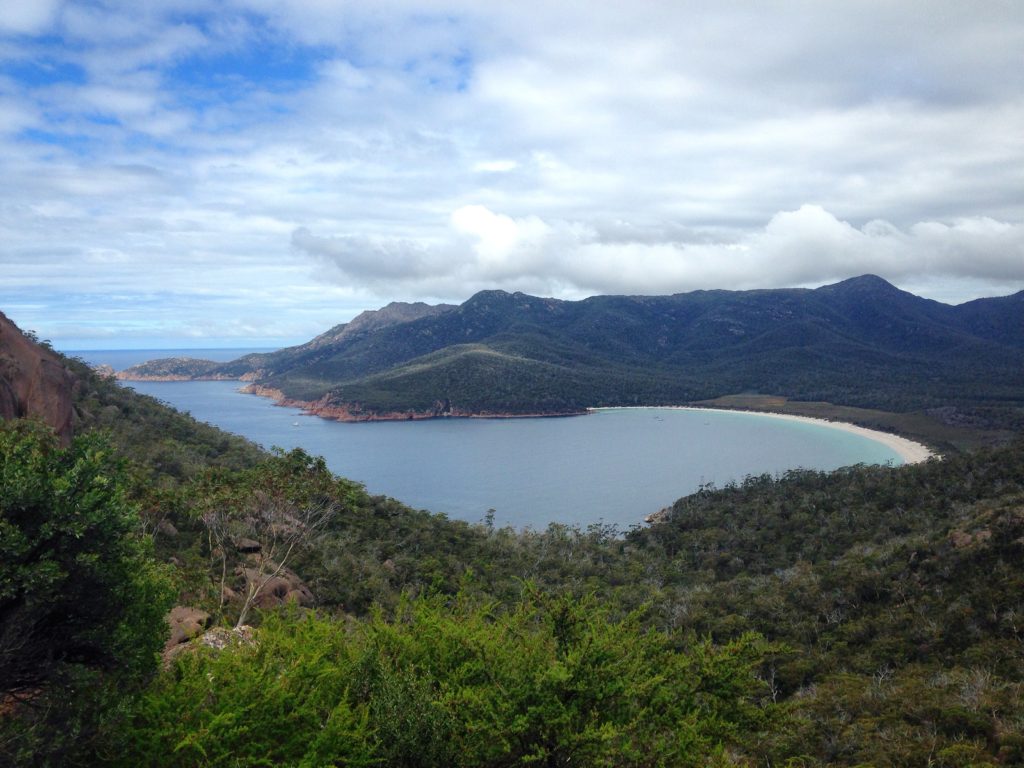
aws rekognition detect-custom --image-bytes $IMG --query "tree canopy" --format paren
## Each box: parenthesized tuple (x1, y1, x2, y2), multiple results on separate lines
(0, 421, 172, 763)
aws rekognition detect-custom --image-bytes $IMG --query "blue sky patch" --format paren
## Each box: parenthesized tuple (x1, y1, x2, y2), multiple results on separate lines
(1, 57, 86, 87)
(166, 29, 330, 95)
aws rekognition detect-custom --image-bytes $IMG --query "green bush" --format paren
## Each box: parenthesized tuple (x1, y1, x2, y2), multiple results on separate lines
(0, 420, 174, 764)
(103, 591, 776, 767)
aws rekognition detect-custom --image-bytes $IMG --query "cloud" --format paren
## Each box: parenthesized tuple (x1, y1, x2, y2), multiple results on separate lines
(2, 1, 1023, 345)
(294, 204, 1024, 299)
(473, 160, 517, 173)
(291, 227, 443, 282)
(0, 0, 61, 35)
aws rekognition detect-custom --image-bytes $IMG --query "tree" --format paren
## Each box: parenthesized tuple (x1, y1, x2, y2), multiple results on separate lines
(232, 490, 335, 628)
(192, 448, 341, 627)
(0, 420, 172, 759)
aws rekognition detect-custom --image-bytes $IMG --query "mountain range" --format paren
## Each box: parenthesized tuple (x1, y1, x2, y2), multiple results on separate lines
(118, 275, 1024, 418)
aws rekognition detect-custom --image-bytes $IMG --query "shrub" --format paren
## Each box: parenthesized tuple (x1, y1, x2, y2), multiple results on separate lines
(0, 420, 173, 765)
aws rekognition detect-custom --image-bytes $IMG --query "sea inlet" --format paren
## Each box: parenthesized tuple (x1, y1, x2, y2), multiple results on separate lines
(121, 379, 904, 530)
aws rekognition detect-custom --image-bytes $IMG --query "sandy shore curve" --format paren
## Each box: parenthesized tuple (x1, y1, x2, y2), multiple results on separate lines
(590, 406, 936, 465)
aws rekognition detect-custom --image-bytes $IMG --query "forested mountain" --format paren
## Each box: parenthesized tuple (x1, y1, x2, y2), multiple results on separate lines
(120, 275, 1024, 417)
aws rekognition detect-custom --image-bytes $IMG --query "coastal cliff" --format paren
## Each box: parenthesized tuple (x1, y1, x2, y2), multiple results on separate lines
(0, 312, 76, 443)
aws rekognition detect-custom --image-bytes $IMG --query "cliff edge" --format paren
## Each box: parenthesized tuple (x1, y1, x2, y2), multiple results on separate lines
(0, 312, 76, 443)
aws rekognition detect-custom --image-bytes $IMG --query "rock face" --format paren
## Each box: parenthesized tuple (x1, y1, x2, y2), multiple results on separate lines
(238, 564, 315, 609)
(0, 312, 76, 444)
(164, 606, 212, 651)
(162, 625, 256, 666)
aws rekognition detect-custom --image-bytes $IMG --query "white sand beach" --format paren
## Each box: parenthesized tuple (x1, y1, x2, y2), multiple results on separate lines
(590, 406, 936, 465)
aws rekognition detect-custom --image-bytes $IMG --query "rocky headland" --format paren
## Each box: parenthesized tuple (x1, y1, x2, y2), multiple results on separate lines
(240, 383, 586, 422)
(111, 277, 1024, 434)
(116, 357, 236, 381)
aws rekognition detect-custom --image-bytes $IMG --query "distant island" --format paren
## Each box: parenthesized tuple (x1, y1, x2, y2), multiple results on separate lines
(118, 275, 1024, 439)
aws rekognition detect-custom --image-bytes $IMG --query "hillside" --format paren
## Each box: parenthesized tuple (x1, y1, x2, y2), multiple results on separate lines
(119, 276, 1024, 420)
(4, 305, 1024, 765)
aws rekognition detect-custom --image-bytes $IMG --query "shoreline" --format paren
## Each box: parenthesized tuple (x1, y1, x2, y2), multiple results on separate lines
(589, 405, 936, 465)
(239, 383, 588, 422)
(126, 376, 935, 463)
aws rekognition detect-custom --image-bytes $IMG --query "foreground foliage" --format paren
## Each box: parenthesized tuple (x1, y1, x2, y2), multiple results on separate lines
(0, 421, 173, 765)
(105, 594, 775, 767)
(629, 445, 1024, 766)
(98, 435, 1024, 766)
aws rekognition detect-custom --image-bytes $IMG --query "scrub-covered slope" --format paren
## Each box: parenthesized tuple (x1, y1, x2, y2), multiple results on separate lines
(119, 276, 1024, 418)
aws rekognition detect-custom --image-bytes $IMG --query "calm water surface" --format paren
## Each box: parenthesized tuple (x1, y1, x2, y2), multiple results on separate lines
(124, 380, 901, 529)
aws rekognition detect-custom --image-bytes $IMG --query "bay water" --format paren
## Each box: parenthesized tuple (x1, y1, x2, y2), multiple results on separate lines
(116, 378, 901, 530)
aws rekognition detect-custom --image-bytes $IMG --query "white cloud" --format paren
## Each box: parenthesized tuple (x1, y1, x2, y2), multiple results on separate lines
(2, 1, 1023, 345)
(294, 204, 1024, 300)
(292, 227, 443, 282)
(0, 0, 61, 35)
(473, 160, 517, 173)
(0, 95, 37, 135)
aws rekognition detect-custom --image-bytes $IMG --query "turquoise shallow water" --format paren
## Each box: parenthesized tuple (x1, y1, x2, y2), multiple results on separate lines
(123, 379, 902, 530)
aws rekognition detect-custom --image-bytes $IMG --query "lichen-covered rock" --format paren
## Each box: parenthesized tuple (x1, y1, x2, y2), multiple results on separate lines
(235, 537, 262, 553)
(237, 565, 314, 608)
(194, 625, 256, 651)
(164, 606, 211, 651)
(162, 625, 255, 666)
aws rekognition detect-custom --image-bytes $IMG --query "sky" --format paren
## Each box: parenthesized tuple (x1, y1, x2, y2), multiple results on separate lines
(1, 1, 1023, 349)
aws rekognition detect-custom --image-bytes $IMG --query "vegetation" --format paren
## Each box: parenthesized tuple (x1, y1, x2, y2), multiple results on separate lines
(119, 276, 1024, 424)
(124, 434, 1024, 766)
(694, 393, 1022, 452)
(65, 355, 263, 479)
(0, 421, 174, 765)
(105, 595, 776, 767)
(4, 326, 1024, 765)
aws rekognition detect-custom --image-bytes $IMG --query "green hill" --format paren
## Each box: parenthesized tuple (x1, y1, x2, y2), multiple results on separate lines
(120, 276, 1024, 419)
(5, 299, 1024, 765)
